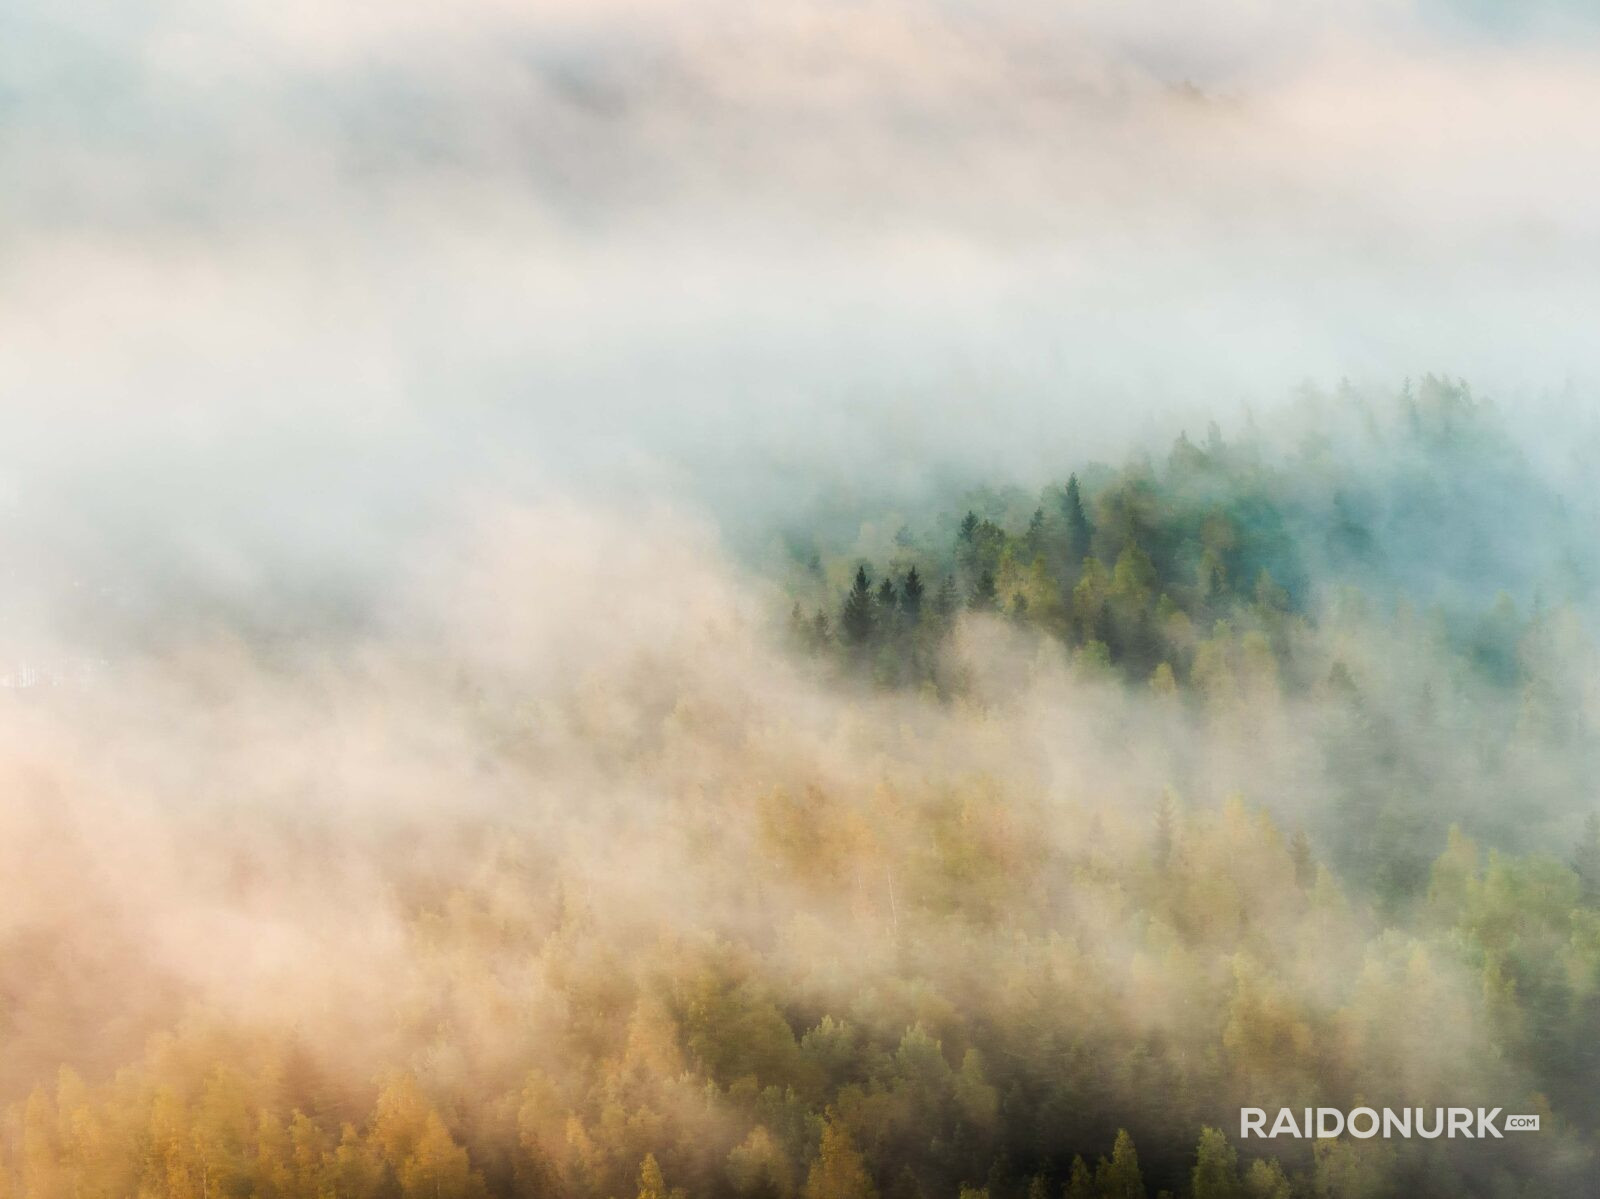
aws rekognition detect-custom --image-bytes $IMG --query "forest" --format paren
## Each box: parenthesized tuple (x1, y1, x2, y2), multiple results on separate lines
(0, 378, 1596, 1199)
(11, 0, 1600, 1185)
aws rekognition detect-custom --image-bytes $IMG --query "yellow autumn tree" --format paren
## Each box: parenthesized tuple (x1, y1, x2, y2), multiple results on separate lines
(803, 1117, 875, 1199)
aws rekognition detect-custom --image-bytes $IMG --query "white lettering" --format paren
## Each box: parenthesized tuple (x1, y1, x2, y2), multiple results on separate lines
(1270, 1109, 1301, 1138)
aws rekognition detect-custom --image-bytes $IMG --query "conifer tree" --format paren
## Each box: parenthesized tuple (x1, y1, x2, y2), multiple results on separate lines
(1064, 1156, 1094, 1199)
(842, 567, 876, 645)
(1025, 507, 1046, 558)
(639, 1154, 667, 1199)
(1095, 1130, 1145, 1199)
(1062, 475, 1092, 567)
(401, 1111, 476, 1199)
(803, 1118, 876, 1199)
(1242, 1159, 1291, 1199)
(901, 568, 925, 622)
(812, 610, 831, 646)
(1111, 543, 1157, 609)
(1191, 1128, 1242, 1199)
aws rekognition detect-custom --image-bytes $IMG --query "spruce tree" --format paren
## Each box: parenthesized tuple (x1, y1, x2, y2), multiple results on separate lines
(1095, 1129, 1146, 1199)
(639, 1154, 667, 1199)
(812, 610, 831, 645)
(842, 567, 876, 645)
(1191, 1128, 1242, 1199)
(804, 1117, 876, 1199)
(901, 568, 925, 621)
(1064, 1157, 1094, 1199)
(1062, 474, 1092, 567)
(1025, 507, 1046, 558)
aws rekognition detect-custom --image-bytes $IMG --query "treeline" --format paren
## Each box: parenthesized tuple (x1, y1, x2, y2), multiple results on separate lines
(789, 379, 1581, 703)
(5, 777, 1596, 1197)
(0, 1063, 1292, 1199)
(2, 377, 1596, 1198)
(786, 381, 1600, 910)
(791, 457, 1302, 698)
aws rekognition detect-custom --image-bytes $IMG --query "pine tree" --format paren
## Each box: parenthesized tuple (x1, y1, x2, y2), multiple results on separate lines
(842, 567, 876, 645)
(401, 1111, 476, 1199)
(1064, 1156, 1094, 1199)
(1111, 543, 1157, 610)
(1242, 1159, 1290, 1199)
(1062, 475, 1092, 567)
(812, 610, 832, 646)
(803, 1118, 876, 1199)
(728, 1127, 794, 1199)
(1025, 507, 1046, 558)
(877, 577, 898, 612)
(959, 511, 980, 544)
(639, 1154, 667, 1199)
(935, 577, 958, 620)
(1197, 549, 1227, 606)
(901, 568, 925, 622)
(1095, 1130, 1145, 1199)
(1191, 1128, 1242, 1199)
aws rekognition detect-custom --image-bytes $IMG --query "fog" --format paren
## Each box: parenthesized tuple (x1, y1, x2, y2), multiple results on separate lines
(3, 3, 1600, 1196)
(5, 0, 1600, 637)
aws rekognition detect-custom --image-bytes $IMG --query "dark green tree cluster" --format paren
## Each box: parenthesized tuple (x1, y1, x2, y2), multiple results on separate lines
(793, 446, 1311, 697)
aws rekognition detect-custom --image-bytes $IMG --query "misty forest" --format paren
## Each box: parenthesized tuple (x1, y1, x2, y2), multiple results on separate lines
(10, 0, 1600, 1197)
(3, 377, 1600, 1199)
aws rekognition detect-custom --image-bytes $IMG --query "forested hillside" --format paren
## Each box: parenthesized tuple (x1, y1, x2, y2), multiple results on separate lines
(2, 381, 1598, 1199)
(783, 378, 1599, 900)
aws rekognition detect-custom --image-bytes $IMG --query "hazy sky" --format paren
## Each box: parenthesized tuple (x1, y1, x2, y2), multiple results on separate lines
(3, 0, 1599, 639)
